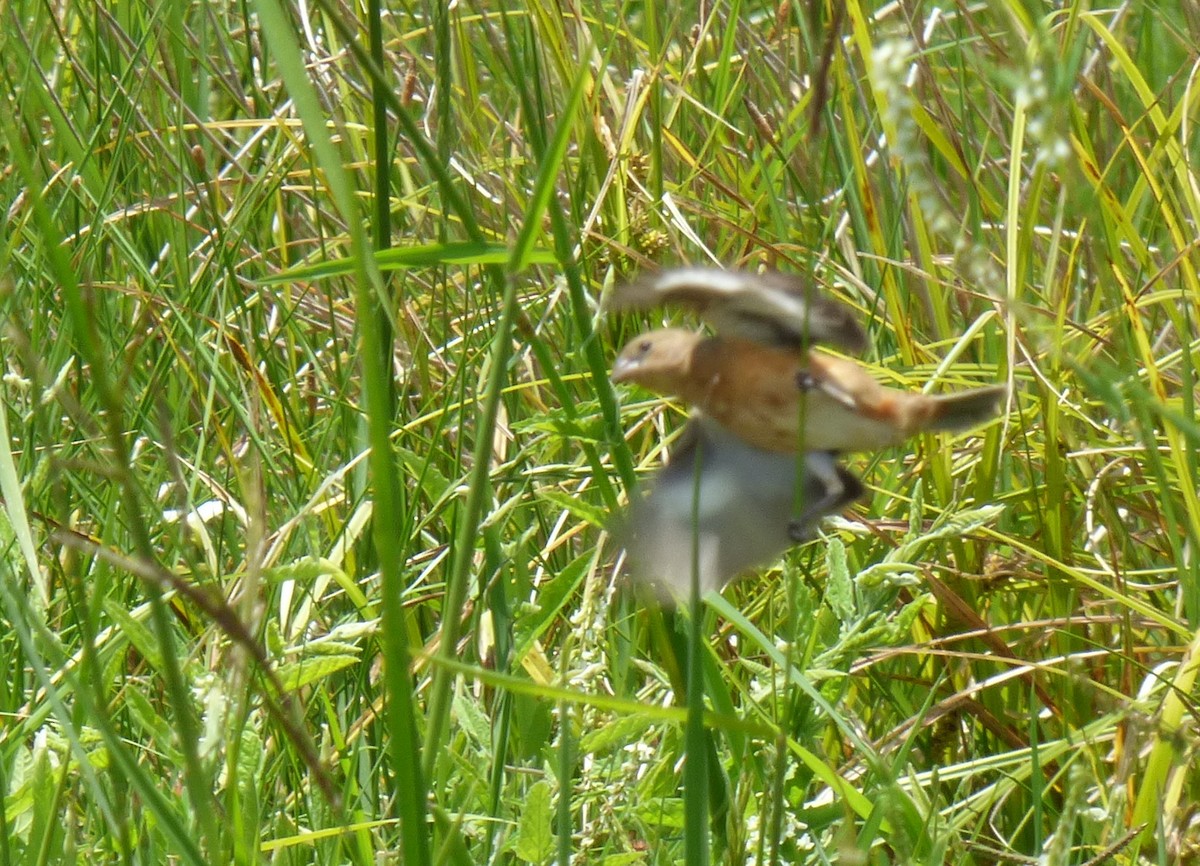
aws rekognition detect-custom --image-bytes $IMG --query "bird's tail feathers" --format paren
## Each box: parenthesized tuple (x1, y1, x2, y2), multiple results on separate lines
(927, 385, 1008, 433)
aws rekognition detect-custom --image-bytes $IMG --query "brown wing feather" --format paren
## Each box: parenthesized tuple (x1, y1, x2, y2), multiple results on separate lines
(610, 267, 867, 353)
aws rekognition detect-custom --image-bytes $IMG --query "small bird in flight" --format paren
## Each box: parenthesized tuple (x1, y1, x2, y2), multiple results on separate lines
(610, 268, 1006, 455)
(617, 414, 863, 599)
(609, 267, 1005, 596)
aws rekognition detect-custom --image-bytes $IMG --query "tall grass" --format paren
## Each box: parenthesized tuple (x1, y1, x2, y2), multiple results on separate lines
(1, 1, 1197, 863)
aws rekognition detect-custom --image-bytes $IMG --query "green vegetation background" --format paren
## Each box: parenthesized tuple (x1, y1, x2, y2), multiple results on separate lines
(1, 1, 1197, 864)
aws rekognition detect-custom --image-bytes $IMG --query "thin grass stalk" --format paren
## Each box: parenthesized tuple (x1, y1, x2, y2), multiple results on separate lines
(295, 6, 533, 843)
(557, 634, 576, 866)
(683, 442, 710, 864)
(644, 0, 664, 198)
(12, 65, 222, 855)
(494, 8, 637, 495)
(418, 285, 515, 789)
(0, 81, 213, 866)
(298, 2, 512, 791)
(251, 3, 431, 864)
(1029, 674, 1045, 853)
(422, 21, 603, 795)
(483, 525, 514, 862)
(367, 0, 395, 415)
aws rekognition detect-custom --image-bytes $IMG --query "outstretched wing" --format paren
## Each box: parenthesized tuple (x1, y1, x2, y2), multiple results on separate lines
(617, 414, 863, 600)
(610, 267, 867, 354)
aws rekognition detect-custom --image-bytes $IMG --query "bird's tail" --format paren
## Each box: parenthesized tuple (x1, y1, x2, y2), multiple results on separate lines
(926, 385, 1008, 433)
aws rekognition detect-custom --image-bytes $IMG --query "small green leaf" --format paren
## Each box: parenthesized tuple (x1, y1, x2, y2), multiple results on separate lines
(908, 477, 924, 539)
(276, 654, 360, 691)
(102, 599, 162, 671)
(580, 713, 657, 756)
(824, 537, 854, 622)
(636, 796, 685, 830)
(513, 779, 554, 864)
(535, 488, 609, 530)
(451, 685, 492, 749)
(512, 552, 592, 664)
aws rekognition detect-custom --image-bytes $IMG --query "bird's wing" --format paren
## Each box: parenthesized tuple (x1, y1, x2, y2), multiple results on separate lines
(618, 414, 862, 600)
(794, 365, 864, 414)
(610, 267, 867, 354)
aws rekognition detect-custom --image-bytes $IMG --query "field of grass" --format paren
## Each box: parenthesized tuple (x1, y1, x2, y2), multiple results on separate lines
(2, 1, 1199, 863)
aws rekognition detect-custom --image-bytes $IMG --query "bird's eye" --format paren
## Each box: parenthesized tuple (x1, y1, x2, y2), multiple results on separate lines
(638, 339, 653, 353)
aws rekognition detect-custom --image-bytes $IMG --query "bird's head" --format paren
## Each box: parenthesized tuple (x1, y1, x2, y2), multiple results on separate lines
(611, 328, 703, 395)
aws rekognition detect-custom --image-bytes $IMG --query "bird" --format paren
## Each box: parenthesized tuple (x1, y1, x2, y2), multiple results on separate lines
(609, 267, 1005, 570)
(617, 414, 864, 599)
(610, 326, 1007, 454)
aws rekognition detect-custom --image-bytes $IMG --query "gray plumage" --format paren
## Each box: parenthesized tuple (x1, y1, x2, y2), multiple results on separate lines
(618, 415, 863, 600)
(610, 267, 867, 354)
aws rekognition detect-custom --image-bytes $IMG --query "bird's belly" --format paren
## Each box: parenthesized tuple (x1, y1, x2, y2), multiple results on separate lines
(704, 385, 905, 453)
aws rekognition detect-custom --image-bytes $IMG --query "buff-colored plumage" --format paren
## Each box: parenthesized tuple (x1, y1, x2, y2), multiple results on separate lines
(611, 327, 1006, 453)
(610, 267, 1005, 598)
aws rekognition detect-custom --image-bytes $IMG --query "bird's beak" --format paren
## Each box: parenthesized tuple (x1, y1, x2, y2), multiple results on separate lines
(610, 355, 637, 384)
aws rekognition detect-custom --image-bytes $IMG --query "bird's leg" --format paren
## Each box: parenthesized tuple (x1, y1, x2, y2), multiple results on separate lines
(796, 370, 820, 391)
(787, 451, 863, 541)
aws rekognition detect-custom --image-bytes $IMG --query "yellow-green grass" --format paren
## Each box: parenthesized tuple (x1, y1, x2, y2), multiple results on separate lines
(1, 1, 1196, 863)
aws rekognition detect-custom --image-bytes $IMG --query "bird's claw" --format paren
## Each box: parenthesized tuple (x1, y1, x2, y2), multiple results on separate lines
(787, 514, 819, 542)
